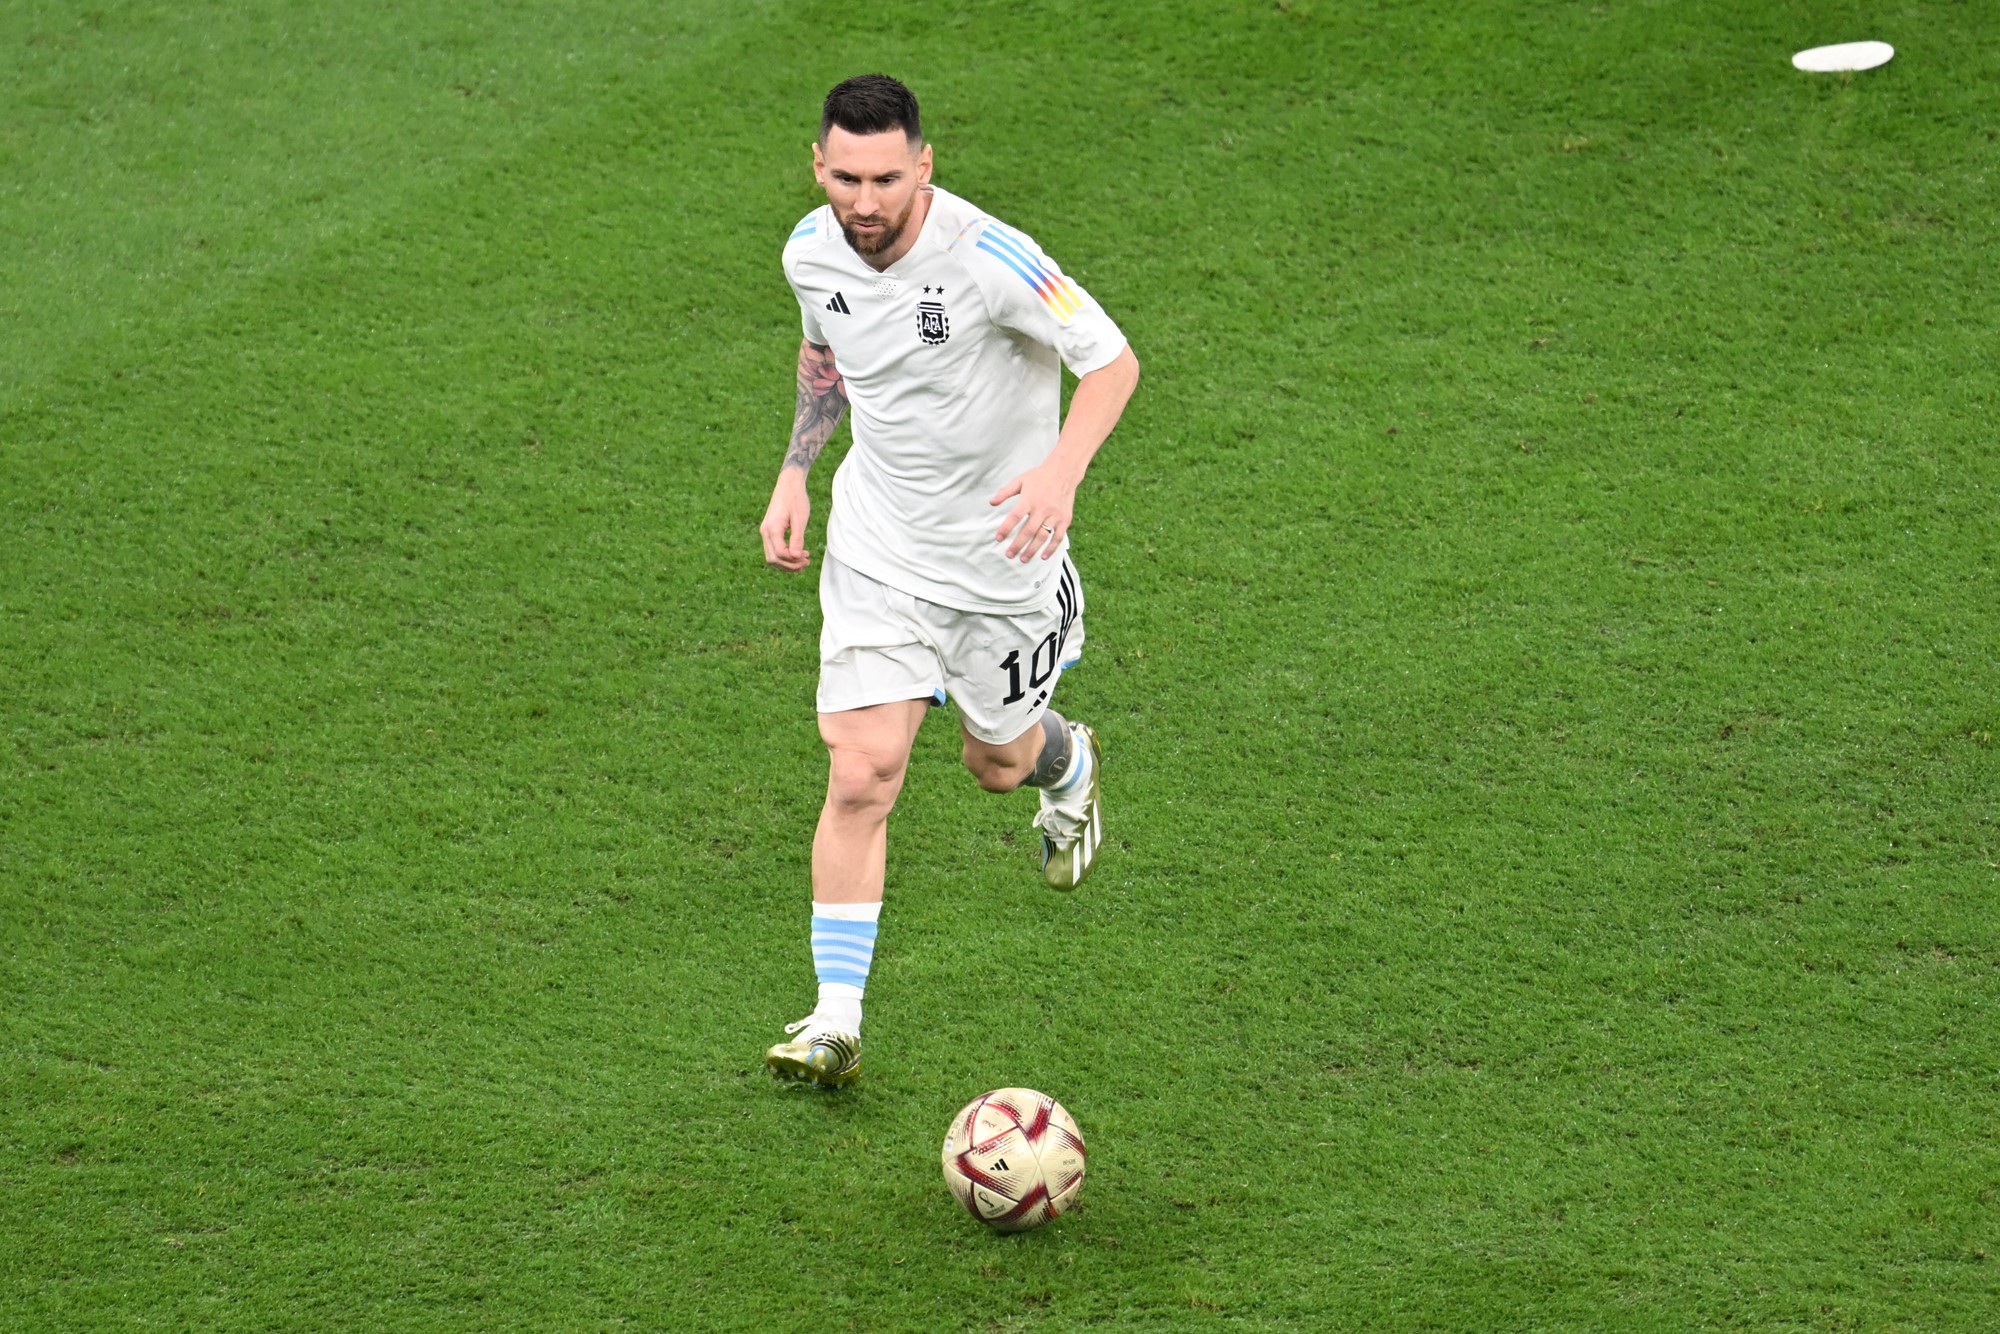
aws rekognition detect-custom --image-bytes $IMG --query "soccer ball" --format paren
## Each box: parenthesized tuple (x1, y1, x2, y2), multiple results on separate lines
(941, 1087, 1086, 1232)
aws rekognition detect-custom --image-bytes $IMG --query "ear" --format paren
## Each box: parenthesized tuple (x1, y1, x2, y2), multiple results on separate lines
(811, 141, 827, 187)
(916, 142, 934, 185)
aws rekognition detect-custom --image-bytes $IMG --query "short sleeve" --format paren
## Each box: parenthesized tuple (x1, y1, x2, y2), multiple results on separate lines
(798, 292, 827, 346)
(784, 210, 830, 346)
(964, 220, 1126, 376)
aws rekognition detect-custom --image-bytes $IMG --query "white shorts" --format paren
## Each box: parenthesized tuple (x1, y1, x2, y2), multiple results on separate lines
(817, 555, 1086, 745)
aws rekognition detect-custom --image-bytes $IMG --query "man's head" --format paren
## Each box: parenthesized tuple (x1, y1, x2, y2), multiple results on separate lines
(814, 74, 932, 262)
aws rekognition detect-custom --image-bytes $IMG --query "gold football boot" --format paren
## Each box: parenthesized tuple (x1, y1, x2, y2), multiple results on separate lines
(1033, 723, 1102, 890)
(764, 1017, 861, 1088)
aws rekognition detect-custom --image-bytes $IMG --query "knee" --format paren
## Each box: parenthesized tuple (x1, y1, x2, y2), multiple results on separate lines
(827, 748, 906, 816)
(962, 736, 1029, 793)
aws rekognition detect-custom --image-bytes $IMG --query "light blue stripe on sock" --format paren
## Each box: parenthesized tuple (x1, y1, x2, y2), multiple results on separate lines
(1047, 735, 1091, 796)
(812, 915, 878, 992)
(817, 964, 869, 987)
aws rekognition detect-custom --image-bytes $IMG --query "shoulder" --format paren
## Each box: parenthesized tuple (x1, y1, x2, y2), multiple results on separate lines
(924, 190, 996, 258)
(782, 205, 834, 271)
(942, 204, 1085, 325)
(925, 188, 1020, 267)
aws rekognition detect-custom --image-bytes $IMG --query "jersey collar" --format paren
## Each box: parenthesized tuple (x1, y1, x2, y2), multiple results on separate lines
(866, 185, 939, 276)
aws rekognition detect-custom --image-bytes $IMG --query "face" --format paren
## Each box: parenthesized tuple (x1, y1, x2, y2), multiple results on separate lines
(814, 126, 932, 259)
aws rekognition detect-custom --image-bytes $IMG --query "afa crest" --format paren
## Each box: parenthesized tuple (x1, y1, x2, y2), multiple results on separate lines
(917, 299, 950, 346)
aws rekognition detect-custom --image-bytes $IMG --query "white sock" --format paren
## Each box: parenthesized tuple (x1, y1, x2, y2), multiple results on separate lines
(1046, 726, 1093, 798)
(816, 983, 864, 1033)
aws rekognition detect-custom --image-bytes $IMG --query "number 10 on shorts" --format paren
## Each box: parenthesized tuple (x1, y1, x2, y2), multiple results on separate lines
(998, 569, 1079, 708)
(998, 633, 1063, 706)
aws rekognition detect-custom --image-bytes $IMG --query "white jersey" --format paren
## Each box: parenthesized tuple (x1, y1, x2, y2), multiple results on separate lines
(782, 185, 1127, 613)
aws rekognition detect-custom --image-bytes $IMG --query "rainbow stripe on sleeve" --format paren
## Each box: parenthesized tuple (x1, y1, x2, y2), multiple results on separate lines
(975, 222, 1084, 324)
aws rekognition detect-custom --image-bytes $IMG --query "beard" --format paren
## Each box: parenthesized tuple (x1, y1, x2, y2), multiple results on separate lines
(838, 190, 917, 257)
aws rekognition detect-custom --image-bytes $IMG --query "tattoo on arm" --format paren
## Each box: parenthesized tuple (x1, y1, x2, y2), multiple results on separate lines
(785, 340, 848, 472)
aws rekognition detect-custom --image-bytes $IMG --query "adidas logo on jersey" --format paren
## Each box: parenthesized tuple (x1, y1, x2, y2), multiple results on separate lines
(825, 292, 852, 314)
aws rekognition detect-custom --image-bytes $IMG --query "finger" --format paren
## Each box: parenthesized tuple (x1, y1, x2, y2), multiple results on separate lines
(766, 509, 806, 568)
(1020, 524, 1055, 562)
(1010, 520, 1053, 561)
(995, 504, 1030, 544)
(1003, 512, 1038, 558)
(1029, 517, 1066, 562)
(989, 477, 1024, 507)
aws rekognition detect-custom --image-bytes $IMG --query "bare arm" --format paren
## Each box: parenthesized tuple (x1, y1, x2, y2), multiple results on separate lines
(785, 339, 848, 473)
(761, 339, 848, 571)
(990, 343, 1141, 561)
(1045, 344, 1140, 483)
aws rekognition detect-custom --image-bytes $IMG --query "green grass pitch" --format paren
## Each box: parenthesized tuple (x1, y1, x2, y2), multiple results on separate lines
(4, 0, 1998, 1328)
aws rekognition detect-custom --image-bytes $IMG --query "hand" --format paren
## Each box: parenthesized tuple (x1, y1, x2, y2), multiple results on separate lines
(990, 460, 1082, 563)
(760, 468, 811, 571)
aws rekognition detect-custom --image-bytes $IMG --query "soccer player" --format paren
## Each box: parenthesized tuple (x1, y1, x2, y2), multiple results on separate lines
(758, 74, 1139, 1088)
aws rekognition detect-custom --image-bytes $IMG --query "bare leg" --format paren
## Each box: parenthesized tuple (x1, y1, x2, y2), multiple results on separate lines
(959, 718, 1043, 792)
(961, 711, 1101, 890)
(814, 699, 930, 905)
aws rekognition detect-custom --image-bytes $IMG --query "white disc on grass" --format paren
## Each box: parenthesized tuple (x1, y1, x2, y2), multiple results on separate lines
(1792, 41, 1894, 73)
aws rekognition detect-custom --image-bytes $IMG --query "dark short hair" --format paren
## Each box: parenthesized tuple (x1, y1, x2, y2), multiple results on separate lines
(821, 74, 922, 144)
